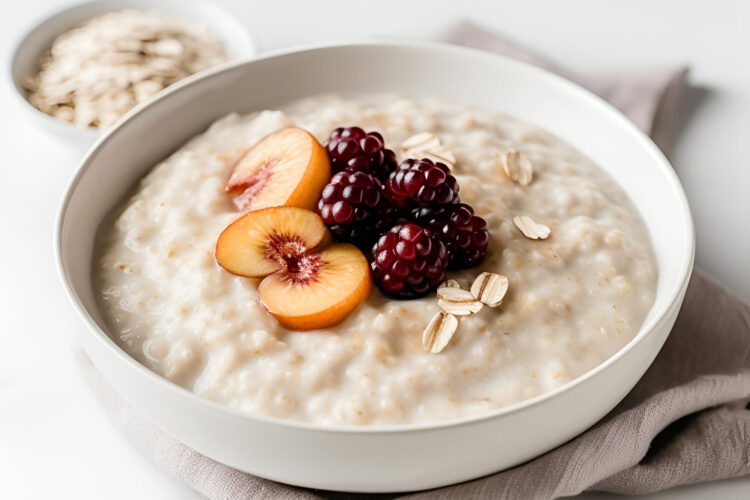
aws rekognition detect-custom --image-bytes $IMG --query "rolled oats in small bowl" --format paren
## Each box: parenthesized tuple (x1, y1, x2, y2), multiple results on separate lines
(25, 10, 228, 129)
(10, 0, 255, 143)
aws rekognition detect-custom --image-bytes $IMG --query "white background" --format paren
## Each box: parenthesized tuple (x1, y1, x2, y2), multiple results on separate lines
(1, 0, 747, 499)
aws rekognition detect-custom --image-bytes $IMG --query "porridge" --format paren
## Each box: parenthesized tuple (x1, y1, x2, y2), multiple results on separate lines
(95, 94, 657, 425)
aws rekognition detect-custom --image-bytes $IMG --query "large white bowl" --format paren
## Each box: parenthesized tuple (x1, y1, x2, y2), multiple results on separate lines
(55, 42, 694, 493)
(8, 0, 257, 150)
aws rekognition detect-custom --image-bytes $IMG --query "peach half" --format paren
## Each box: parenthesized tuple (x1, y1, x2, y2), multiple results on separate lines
(216, 207, 372, 330)
(225, 127, 330, 211)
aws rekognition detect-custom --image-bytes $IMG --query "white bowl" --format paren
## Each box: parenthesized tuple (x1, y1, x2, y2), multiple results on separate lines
(55, 41, 694, 493)
(8, 0, 257, 150)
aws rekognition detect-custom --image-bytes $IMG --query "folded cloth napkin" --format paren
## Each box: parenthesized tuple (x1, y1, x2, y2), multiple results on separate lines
(79, 23, 750, 500)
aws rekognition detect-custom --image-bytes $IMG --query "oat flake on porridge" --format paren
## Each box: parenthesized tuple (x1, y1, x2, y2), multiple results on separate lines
(95, 94, 657, 426)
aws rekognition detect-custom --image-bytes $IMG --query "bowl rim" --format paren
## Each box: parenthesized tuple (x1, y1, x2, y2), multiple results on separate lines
(7, 0, 258, 137)
(55, 39, 696, 434)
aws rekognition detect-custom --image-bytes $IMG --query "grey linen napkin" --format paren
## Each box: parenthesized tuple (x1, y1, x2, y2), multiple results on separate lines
(79, 23, 750, 499)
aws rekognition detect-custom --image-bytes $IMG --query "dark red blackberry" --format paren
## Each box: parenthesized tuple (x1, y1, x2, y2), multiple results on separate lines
(370, 223, 448, 298)
(385, 158, 459, 207)
(317, 171, 394, 247)
(326, 127, 398, 181)
(409, 203, 490, 269)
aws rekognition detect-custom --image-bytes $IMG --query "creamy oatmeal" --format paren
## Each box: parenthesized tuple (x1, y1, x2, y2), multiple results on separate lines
(95, 95, 657, 425)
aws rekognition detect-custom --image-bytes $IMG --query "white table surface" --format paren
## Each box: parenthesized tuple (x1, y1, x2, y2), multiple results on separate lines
(1, 0, 747, 498)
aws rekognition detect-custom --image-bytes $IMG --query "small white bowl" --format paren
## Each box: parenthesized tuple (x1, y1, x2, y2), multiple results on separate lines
(56, 42, 694, 492)
(8, 0, 257, 149)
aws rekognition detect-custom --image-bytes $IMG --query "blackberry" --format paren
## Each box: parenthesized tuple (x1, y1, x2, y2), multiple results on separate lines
(318, 171, 394, 247)
(370, 223, 448, 299)
(386, 158, 459, 207)
(409, 203, 490, 269)
(327, 127, 398, 181)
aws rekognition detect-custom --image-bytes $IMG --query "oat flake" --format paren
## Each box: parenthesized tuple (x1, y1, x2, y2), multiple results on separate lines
(400, 132, 456, 168)
(513, 215, 551, 240)
(422, 311, 459, 353)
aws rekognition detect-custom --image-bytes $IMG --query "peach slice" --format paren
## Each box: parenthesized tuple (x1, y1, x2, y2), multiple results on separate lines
(258, 244, 372, 331)
(226, 127, 330, 211)
(215, 207, 371, 330)
(216, 207, 327, 278)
